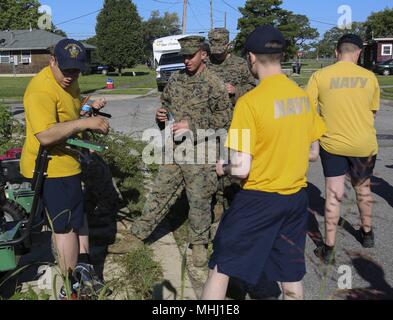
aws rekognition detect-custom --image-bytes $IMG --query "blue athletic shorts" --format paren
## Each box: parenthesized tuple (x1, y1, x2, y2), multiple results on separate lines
(42, 174, 85, 234)
(209, 188, 308, 285)
(320, 147, 376, 185)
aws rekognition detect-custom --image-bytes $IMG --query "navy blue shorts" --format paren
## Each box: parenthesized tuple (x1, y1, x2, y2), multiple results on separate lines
(320, 147, 376, 185)
(42, 174, 85, 234)
(209, 188, 308, 285)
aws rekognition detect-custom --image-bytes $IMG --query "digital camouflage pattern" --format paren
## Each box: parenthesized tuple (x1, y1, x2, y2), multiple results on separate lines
(207, 31, 256, 215)
(131, 67, 232, 244)
(206, 54, 256, 107)
(178, 36, 205, 56)
(208, 28, 230, 54)
(161, 67, 232, 133)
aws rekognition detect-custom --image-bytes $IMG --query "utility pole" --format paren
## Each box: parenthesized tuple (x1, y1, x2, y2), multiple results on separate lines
(224, 12, 227, 29)
(210, 0, 213, 30)
(182, 0, 187, 34)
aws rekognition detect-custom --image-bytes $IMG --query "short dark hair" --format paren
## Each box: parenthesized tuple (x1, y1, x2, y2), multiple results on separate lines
(337, 42, 362, 54)
(255, 52, 283, 64)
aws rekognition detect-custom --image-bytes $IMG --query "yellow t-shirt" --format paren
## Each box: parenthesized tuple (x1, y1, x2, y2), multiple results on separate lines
(20, 66, 82, 178)
(306, 61, 380, 157)
(225, 74, 326, 195)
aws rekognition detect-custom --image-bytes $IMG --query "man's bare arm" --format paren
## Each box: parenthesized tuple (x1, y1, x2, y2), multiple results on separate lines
(36, 117, 109, 147)
(217, 150, 252, 180)
(309, 141, 320, 162)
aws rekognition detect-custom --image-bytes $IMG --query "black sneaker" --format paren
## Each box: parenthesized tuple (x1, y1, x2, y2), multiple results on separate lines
(314, 244, 336, 265)
(359, 228, 374, 248)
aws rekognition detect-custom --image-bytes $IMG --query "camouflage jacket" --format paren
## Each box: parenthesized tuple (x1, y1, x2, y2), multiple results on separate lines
(206, 54, 256, 107)
(160, 67, 232, 135)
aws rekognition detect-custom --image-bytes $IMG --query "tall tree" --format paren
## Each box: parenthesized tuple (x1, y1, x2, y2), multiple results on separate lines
(235, 0, 318, 58)
(235, 0, 285, 53)
(366, 8, 393, 38)
(142, 10, 181, 65)
(316, 22, 367, 58)
(0, 0, 41, 30)
(96, 0, 144, 75)
(279, 13, 319, 57)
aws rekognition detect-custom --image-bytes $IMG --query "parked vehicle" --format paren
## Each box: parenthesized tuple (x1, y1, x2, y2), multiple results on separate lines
(374, 59, 393, 76)
(153, 34, 200, 92)
(87, 63, 115, 75)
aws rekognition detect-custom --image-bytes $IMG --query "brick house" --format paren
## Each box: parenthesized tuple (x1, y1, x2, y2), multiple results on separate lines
(0, 29, 95, 74)
(363, 37, 393, 69)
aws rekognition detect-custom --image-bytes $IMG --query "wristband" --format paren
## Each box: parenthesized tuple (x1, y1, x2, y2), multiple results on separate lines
(82, 105, 92, 112)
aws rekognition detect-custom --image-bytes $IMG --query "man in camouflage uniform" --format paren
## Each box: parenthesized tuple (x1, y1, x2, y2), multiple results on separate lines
(207, 28, 255, 108)
(207, 28, 256, 220)
(111, 36, 232, 267)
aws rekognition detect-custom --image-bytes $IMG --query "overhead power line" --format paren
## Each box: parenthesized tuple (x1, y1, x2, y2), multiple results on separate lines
(54, 9, 102, 26)
(152, 0, 182, 4)
(188, 1, 205, 30)
(221, 0, 241, 14)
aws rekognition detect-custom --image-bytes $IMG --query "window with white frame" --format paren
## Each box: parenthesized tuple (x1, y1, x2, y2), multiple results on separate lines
(21, 50, 31, 64)
(0, 51, 10, 64)
(382, 44, 393, 56)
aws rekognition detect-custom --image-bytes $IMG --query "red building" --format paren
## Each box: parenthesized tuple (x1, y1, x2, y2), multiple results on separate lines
(363, 37, 393, 69)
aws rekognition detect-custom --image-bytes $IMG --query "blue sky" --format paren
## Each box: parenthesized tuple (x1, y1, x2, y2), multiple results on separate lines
(41, 0, 392, 40)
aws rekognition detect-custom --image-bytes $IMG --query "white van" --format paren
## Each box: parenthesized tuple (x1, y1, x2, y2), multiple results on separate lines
(153, 34, 201, 91)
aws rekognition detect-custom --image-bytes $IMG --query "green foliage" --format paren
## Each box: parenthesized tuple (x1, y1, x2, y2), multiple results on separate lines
(0, 0, 41, 30)
(0, 104, 25, 154)
(118, 246, 163, 300)
(142, 10, 181, 65)
(366, 8, 393, 39)
(96, 0, 145, 74)
(97, 132, 158, 217)
(83, 36, 100, 64)
(235, 0, 318, 59)
(316, 22, 368, 58)
(8, 286, 50, 300)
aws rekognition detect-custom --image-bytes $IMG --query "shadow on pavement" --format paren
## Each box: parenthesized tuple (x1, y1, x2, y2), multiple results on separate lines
(371, 176, 393, 209)
(306, 183, 325, 247)
(335, 252, 393, 300)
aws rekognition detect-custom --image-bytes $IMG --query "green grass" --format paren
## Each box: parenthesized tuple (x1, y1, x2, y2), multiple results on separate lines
(381, 87, 393, 100)
(99, 88, 152, 95)
(0, 77, 31, 101)
(376, 76, 393, 87)
(79, 67, 156, 94)
(116, 246, 163, 300)
(0, 65, 156, 101)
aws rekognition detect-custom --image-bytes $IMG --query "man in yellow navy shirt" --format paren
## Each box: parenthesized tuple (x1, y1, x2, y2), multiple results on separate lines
(307, 34, 380, 264)
(201, 25, 326, 300)
(21, 39, 109, 299)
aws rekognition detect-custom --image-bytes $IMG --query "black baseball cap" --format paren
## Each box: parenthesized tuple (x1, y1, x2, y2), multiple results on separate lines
(244, 25, 286, 54)
(54, 38, 87, 71)
(337, 34, 364, 50)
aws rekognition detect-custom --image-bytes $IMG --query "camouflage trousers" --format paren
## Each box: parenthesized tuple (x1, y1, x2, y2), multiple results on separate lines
(131, 163, 218, 244)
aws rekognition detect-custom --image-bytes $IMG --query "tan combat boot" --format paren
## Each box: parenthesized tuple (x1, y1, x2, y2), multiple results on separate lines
(107, 231, 144, 254)
(192, 244, 208, 267)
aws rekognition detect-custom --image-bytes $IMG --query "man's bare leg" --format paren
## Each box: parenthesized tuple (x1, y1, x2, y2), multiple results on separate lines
(324, 175, 346, 246)
(54, 232, 79, 273)
(281, 281, 304, 300)
(201, 266, 229, 300)
(353, 178, 373, 232)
